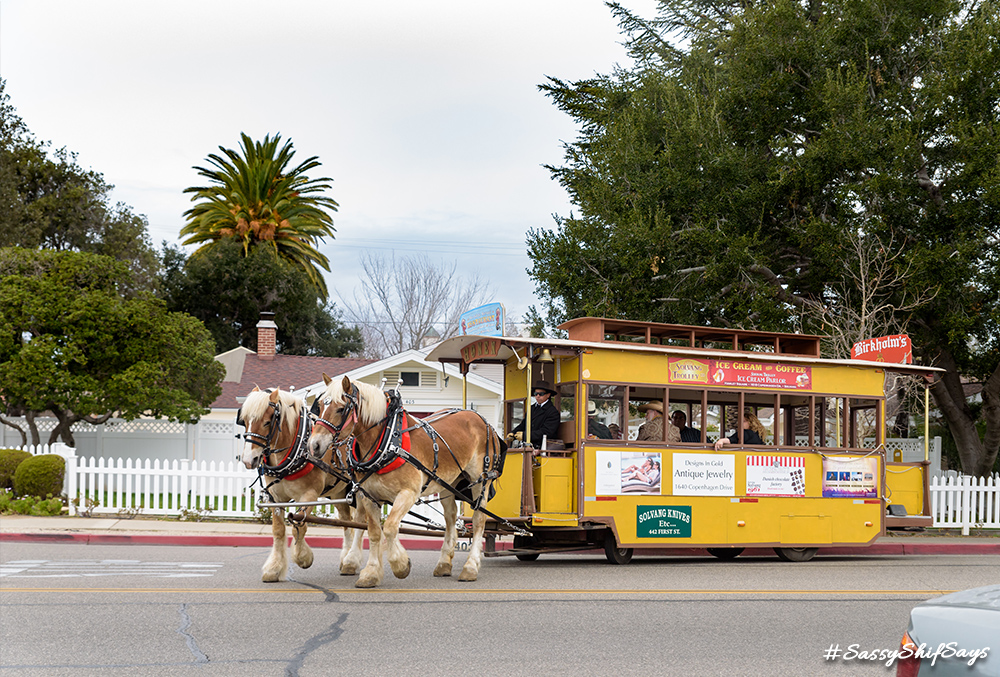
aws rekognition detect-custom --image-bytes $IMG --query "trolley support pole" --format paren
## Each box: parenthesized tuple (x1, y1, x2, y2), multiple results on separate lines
(924, 385, 930, 462)
(525, 357, 532, 446)
(461, 361, 469, 410)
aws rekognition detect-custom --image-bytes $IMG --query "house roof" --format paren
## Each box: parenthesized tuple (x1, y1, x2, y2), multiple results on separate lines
(211, 353, 376, 410)
(301, 347, 502, 401)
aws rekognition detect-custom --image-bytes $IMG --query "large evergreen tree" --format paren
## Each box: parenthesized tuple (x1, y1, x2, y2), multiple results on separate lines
(0, 249, 223, 446)
(530, 0, 999, 474)
(0, 79, 159, 290)
(161, 240, 362, 357)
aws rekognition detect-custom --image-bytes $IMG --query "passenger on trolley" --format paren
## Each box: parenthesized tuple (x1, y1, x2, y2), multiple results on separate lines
(714, 408, 767, 450)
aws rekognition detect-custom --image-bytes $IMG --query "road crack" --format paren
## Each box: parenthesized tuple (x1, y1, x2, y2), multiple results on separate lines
(177, 603, 209, 664)
(286, 612, 348, 676)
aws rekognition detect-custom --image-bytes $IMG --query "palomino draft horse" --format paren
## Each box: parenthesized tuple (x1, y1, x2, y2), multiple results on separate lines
(239, 386, 364, 582)
(307, 375, 507, 587)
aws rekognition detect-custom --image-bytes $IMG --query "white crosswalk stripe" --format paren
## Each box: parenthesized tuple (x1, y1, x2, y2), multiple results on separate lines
(0, 559, 224, 578)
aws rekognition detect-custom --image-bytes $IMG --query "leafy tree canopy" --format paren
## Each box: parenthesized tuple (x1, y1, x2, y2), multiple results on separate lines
(531, 0, 999, 473)
(0, 248, 224, 446)
(181, 133, 338, 299)
(0, 79, 159, 290)
(161, 239, 362, 357)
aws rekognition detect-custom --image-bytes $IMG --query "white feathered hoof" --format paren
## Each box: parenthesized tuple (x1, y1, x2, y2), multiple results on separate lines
(355, 569, 381, 588)
(458, 565, 479, 582)
(391, 557, 412, 579)
(433, 561, 453, 577)
(261, 568, 286, 583)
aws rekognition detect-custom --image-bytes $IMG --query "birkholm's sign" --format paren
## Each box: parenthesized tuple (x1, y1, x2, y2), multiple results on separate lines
(851, 335, 912, 364)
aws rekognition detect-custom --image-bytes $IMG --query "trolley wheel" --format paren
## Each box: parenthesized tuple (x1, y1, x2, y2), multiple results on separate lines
(773, 547, 818, 562)
(603, 531, 633, 565)
(707, 547, 745, 560)
(513, 535, 540, 562)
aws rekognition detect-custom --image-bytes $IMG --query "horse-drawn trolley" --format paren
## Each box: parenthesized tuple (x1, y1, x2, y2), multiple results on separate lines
(426, 317, 940, 564)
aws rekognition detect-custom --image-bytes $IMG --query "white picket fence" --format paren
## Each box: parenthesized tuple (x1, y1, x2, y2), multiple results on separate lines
(17, 444, 442, 522)
(929, 474, 1000, 535)
(11, 443, 999, 531)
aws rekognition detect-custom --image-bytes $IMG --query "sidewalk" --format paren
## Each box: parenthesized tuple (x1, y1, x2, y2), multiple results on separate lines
(2, 515, 998, 555)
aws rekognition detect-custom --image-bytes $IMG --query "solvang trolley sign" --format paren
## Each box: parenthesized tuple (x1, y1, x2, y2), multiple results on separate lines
(427, 317, 941, 563)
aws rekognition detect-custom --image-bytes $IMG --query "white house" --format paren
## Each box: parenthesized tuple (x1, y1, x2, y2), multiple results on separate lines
(301, 348, 504, 431)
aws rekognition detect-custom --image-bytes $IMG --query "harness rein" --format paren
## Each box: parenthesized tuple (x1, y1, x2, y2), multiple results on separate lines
(314, 387, 523, 534)
(238, 397, 350, 503)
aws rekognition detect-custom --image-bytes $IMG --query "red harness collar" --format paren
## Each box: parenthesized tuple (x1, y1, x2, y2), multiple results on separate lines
(271, 416, 315, 481)
(351, 408, 410, 474)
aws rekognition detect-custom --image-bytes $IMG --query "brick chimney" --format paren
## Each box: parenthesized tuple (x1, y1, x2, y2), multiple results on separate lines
(257, 312, 277, 360)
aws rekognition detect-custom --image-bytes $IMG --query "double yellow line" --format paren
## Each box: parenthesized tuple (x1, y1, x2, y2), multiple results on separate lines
(0, 587, 956, 595)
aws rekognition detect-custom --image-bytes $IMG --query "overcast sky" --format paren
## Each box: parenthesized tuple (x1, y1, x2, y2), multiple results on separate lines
(1, 0, 656, 323)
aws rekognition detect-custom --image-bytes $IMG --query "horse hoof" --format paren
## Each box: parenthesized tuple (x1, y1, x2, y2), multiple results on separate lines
(340, 563, 359, 576)
(433, 562, 453, 577)
(458, 567, 478, 582)
(355, 576, 378, 589)
(262, 572, 285, 583)
(392, 557, 412, 579)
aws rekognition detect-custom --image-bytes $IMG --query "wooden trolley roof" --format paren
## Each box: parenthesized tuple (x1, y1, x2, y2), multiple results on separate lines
(425, 317, 942, 376)
(558, 317, 823, 356)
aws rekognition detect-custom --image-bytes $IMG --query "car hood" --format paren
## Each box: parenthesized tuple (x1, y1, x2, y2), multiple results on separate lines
(918, 585, 1000, 612)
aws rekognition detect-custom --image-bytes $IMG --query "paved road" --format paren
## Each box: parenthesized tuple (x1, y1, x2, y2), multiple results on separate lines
(1, 541, 997, 676)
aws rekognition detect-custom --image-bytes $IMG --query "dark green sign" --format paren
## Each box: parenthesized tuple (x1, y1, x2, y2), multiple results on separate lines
(636, 505, 692, 538)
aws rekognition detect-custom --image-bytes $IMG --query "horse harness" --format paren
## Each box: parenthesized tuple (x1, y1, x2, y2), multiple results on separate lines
(236, 394, 351, 504)
(316, 389, 523, 534)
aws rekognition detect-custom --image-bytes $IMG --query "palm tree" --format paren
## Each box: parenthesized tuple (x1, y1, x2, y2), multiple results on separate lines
(181, 133, 337, 298)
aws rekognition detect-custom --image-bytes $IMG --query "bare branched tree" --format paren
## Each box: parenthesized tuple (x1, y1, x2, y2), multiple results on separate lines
(339, 252, 495, 359)
(803, 227, 939, 435)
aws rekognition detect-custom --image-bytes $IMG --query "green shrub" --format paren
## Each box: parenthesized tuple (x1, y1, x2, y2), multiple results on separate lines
(13, 454, 65, 498)
(0, 449, 32, 489)
(0, 490, 63, 515)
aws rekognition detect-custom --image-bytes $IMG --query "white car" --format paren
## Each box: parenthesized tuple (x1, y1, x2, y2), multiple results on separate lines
(896, 584, 999, 676)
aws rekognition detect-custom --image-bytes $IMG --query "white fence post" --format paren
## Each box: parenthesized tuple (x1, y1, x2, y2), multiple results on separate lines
(63, 446, 78, 515)
(929, 472, 1000, 533)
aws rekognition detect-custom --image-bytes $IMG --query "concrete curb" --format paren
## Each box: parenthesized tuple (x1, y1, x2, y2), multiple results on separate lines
(3, 531, 998, 555)
(0, 532, 447, 550)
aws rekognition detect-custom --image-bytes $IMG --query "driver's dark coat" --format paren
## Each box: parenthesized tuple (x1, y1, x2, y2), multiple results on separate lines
(511, 399, 561, 447)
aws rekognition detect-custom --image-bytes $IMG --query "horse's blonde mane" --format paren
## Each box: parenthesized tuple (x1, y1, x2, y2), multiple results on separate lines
(321, 378, 387, 425)
(240, 388, 302, 435)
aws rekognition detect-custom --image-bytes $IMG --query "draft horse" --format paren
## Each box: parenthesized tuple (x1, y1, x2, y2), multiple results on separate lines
(308, 375, 506, 588)
(239, 386, 364, 582)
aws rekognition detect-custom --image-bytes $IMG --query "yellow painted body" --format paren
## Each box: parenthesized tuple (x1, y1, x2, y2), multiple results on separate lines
(478, 344, 903, 550)
(885, 463, 926, 516)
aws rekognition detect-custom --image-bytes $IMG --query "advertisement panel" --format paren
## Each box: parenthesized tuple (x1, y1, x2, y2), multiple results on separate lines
(636, 505, 692, 538)
(668, 358, 812, 390)
(672, 453, 736, 496)
(745, 455, 806, 497)
(596, 451, 662, 496)
(822, 456, 878, 498)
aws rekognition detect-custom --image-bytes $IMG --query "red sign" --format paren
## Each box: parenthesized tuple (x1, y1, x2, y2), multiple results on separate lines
(851, 335, 912, 364)
(461, 338, 502, 364)
(668, 358, 812, 390)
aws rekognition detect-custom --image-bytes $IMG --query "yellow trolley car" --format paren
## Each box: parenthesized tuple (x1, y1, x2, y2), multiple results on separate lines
(427, 317, 939, 563)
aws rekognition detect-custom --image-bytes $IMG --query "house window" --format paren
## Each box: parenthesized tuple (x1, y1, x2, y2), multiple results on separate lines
(383, 370, 429, 387)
